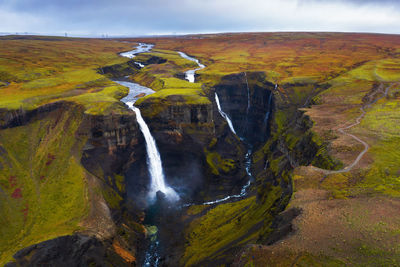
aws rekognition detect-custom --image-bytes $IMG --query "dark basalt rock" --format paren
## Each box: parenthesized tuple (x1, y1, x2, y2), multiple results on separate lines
(263, 207, 302, 245)
(5, 234, 130, 267)
(99, 60, 140, 78)
(2, 102, 147, 266)
(143, 56, 167, 65)
(215, 72, 275, 146)
(0, 101, 72, 129)
(136, 94, 248, 203)
(79, 111, 145, 179)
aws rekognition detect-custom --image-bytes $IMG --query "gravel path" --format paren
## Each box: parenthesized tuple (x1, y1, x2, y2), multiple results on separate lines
(312, 83, 393, 177)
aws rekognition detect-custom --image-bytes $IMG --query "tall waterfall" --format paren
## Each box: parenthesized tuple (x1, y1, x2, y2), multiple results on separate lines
(244, 72, 250, 115)
(264, 92, 273, 123)
(215, 93, 237, 135)
(119, 43, 178, 202)
(132, 107, 179, 202)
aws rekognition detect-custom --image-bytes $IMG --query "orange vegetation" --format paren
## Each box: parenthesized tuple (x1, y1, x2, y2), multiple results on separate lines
(129, 32, 400, 82)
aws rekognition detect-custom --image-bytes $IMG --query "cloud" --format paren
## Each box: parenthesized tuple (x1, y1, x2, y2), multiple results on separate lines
(0, 0, 399, 35)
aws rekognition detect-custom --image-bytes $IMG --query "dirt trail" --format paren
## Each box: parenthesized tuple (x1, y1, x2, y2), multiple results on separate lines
(312, 83, 394, 177)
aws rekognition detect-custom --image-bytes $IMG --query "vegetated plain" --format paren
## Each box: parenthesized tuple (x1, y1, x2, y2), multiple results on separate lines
(0, 32, 400, 266)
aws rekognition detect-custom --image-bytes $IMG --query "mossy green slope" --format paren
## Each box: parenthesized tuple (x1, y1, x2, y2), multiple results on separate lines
(0, 105, 88, 265)
(0, 36, 133, 112)
(182, 188, 283, 266)
(0, 36, 137, 265)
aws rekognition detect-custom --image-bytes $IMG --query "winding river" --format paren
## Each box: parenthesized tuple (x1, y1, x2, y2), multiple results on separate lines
(177, 51, 205, 83)
(117, 43, 178, 203)
(117, 44, 261, 265)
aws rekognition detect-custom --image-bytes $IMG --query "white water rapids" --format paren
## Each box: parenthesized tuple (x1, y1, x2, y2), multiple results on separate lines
(120, 43, 154, 58)
(177, 51, 205, 83)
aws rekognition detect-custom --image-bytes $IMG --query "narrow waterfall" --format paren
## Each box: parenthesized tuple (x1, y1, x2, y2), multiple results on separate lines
(215, 93, 237, 135)
(264, 92, 273, 124)
(132, 107, 179, 202)
(244, 72, 250, 115)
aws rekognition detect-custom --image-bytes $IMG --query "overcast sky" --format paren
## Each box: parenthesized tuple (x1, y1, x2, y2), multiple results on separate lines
(1, 0, 400, 36)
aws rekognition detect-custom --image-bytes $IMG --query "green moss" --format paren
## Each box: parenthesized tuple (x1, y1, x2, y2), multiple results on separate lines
(114, 174, 125, 194)
(182, 185, 283, 266)
(208, 138, 218, 149)
(130, 70, 164, 91)
(186, 205, 208, 216)
(162, 77, 202, 89)
(205, 151, 236, 175)
(269, 155, 286, 173)
(311, 132, 343, 170)
(138, 88, 210, 105)
(0, 38, 132, 113)
(285, 132, 301, 150)
(144, 49, 199, 69)
(0, 106, 89, 265)
(66, 84, 130, 115)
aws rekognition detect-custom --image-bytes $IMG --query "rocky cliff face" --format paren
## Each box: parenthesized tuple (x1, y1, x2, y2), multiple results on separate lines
(156, 73, 342, 266)
(136, 91, 247, 203)
(1, 101, 147, 266)
(2, 70, 340, 266)
(215, 72, 275, 145)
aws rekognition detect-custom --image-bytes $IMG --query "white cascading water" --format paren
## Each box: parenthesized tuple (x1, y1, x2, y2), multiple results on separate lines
(119, 43, 179, 203)
(244, 72, 250, 114)
(177, 51, 205, 83)
(132, 107, 179, 202)
(264, 92, 273, 123)
(120, 43, 154, 58)
(215, 93, 237, 134)
(135, 62, 145, 68)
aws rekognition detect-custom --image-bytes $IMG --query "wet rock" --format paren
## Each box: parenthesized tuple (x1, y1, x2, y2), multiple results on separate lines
(135, 92, 146, 98)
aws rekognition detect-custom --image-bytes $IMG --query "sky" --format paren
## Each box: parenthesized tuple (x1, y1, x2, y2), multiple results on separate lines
(1, 0, 400, 36)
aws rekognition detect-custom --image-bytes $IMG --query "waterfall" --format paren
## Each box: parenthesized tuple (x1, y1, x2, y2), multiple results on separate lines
(119, 43, 178, 202)
(215, 93, 237, 135)
(244, 72, 250, 115)
(135, 62, 145, 68)
(264, 92, 273, 123)
(132, 107, 179, 202)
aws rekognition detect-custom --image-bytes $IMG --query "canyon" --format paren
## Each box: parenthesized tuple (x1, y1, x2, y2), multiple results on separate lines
(1, 33, 400, 266)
